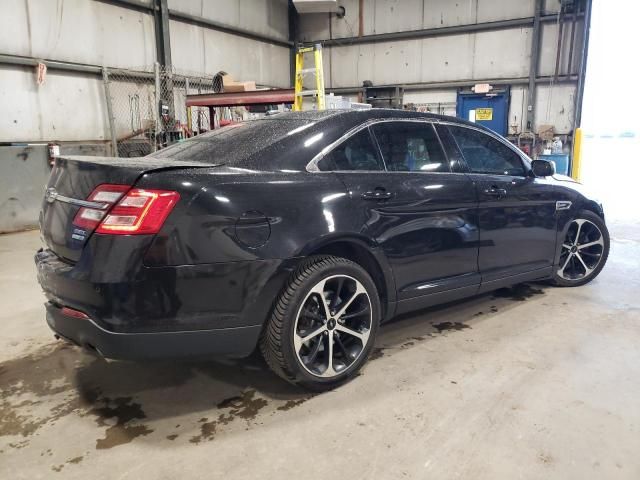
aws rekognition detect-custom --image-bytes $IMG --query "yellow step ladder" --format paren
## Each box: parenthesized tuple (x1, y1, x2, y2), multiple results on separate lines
(294, 43, 326, 111)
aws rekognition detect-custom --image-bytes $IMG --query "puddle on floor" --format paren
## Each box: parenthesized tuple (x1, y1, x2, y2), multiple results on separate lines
(432, 322, 471, 333)
(0, 342, 311, 457)
(492, 284, 545, 301)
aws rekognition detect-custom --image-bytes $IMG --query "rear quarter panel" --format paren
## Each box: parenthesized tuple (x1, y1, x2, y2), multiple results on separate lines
(136, 168, 355, 265)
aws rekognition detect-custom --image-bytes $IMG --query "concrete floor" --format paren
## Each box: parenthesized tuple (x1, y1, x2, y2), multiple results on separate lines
(1, 221, 639, 479)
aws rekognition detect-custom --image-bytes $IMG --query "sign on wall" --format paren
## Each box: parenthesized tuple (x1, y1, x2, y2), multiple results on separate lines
(475, 108, 493, 121)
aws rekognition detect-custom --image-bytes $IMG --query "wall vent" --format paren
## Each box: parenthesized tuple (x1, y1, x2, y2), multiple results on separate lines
(293, 0, 339, 14)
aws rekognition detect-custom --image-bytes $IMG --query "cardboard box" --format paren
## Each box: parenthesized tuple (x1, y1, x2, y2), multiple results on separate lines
(537, 124, 555, 141)
(221, 74, 256, 92)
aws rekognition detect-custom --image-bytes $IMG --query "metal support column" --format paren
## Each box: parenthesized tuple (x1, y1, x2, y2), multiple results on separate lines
(154, 0, 173, 147)
(102, 67, 119, 157)
(526, 0, 543, 132)
(154, 0, 172, 68)
(573, 0, 592, 130)
(185, 77, 191, 134)
(288, 0, 299, 87)
(153, 62, 161, 152)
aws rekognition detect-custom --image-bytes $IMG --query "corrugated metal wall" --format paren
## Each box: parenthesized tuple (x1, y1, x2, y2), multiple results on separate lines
(299, 0, 583, 133)
(0, 0, 290, 144)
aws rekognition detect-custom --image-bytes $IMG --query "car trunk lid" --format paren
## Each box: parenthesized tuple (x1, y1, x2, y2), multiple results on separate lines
(40, 156, 215, 262)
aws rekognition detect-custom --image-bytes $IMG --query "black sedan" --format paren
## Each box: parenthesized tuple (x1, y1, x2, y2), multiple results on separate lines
(36, 109, 609, 390)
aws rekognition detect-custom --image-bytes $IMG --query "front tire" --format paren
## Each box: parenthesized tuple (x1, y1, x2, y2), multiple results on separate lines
(551, 210, 610, 287)
(260, 256, 380, 391)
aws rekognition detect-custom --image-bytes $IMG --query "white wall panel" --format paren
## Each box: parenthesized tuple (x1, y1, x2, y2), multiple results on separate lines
(372, 40, 422, 85)
(333, 0, 368, 37)
(507, 85, 527, 134)
(420, 35, 474, 82)
(299, 0, 579, 86)
(330, 43, 376, 88)
(0, 0, 156, 69)
(327, 46, 357, 88)
(538, 20, 584, 77)
(373, 0, 424, 34)
(0, 65, 109, 142)
(505, 83, 577, 135)
(299, 0, 541, 39)
(476, 0, 533, 23)
(170, 20, 290, 87)
(535, 83, 576, 134)
(403, 88, 457, 104)
(423, 0, 477, 29)
(324, 28, 531, 88)
(543, 0, 561, 14)
(299, 12, 331, 41)
(168, 0, 289, 41)
(471, 28, 530, 78)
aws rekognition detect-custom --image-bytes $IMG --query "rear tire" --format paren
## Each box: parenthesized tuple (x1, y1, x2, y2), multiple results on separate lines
(551, 210, 610, 287)
(260, 255, 380, 391)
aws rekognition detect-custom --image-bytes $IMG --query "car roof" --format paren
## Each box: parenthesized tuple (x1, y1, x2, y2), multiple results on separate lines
(260, 108, 489, 134)
(150, 108, 500, 171)
(261, 108, 446, 121)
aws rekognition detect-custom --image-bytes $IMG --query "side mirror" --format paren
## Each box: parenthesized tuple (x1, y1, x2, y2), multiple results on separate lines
(531, 159, 555, 177)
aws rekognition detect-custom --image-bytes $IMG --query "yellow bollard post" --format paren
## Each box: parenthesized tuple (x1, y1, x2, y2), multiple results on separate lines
(293, 50, 304, 112)
(571, 127, 583, 181)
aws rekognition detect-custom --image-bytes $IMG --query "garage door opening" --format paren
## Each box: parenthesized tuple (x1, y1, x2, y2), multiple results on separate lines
(580, 0, 640, 226)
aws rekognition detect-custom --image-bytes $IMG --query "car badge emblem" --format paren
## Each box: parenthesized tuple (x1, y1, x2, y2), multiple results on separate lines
(45, 187, 58, 203)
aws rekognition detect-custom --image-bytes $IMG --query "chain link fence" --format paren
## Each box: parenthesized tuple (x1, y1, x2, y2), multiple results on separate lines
(102, 65, 220, 157)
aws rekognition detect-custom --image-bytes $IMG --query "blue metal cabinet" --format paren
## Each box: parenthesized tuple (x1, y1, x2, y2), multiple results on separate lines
(456, 89, 510, 136)
(539, 153, 570, 176)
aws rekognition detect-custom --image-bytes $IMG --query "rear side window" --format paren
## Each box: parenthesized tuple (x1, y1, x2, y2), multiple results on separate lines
(435, 124, 466, 173)
(317, 129, 384, 171)
(448, 125, 525, 176)
(372, 122, 449, 172)
(152, 119, 315, 165)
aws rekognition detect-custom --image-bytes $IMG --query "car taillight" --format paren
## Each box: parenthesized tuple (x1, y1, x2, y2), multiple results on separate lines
(95, 189, 180, 235)
(73, 184, 130, 230)
(73, 184, 179, 235)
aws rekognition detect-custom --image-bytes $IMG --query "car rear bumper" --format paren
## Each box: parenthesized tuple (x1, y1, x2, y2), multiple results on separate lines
(35, 245, 295, 359)
(45, 301, 261, 359)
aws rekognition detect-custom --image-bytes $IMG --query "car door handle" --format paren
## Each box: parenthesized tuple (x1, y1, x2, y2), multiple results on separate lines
(484, 187, 507, 197)
(362, 190, 394, 200)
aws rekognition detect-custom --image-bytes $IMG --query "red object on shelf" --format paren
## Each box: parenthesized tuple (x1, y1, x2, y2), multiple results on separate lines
(186, 89, 294, 108)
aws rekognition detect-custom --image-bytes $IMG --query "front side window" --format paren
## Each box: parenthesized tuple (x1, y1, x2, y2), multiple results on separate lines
(316, 129, 384, 171)
(447, 125, 525, 176)
(372, 122, 449, 172)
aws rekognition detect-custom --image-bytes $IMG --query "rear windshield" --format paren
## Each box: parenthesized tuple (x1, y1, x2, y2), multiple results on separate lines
(151, 119, 315, 165)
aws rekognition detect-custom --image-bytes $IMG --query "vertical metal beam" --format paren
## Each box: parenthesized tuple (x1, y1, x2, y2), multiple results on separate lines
(526, 0, 543, 132)
(102, 67, 119, 157)
(565, 6, 579, 77)
(553, 8, 564, 80)
(153, 0, 173, 143)
(153, 62, 161, 152)
(573, 0, 592, 130)
(288, 0, 299, 87)
(154, 0, 172, 68)
(185, 76, 191, 134)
